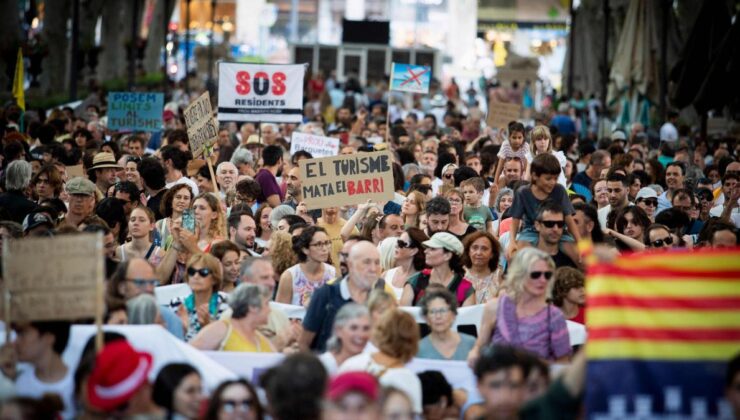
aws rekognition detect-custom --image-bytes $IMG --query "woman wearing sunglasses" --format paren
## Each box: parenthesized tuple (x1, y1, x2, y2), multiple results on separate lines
(382, 228, 428, 301)
(204, 379, 264, 420)
(467, 248, 572, 366)
(170, 253, 229, 341)
(635, 187, 659, 222)
(645, 224, 679, 250)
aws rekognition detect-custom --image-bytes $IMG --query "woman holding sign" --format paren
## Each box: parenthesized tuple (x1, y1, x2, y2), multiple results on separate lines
(276, 226, 336, 307)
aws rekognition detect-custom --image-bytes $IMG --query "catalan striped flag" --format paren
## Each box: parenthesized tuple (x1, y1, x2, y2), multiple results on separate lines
(585, 247, 740, 419)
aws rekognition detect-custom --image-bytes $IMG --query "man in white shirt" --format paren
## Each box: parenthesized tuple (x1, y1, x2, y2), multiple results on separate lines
(659, 111, 679, 143)
(598, 173, 631, 228)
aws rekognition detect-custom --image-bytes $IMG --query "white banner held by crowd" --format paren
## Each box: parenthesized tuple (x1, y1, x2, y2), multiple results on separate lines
(290, 132, 340, 158)
(218, 63, 305, 123)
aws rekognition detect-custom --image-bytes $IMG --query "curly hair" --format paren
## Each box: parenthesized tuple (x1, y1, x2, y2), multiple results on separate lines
(193, 193, 227, 240)
(549, 267, 584, 307)
(372, 309, 420, 363)
(292, 225, 328, 263)
(269, 230, 297, 275)
(160, 183, 193, 218)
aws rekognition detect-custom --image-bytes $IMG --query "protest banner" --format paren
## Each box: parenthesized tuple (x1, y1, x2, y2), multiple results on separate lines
(107, 92, 164, 131)
(486, 99, 522, 129)
(299, 150, 394, 210)
(218, 63, 305, 123)
(289, 132, 340, 158)
(585, 248, 740, 419)
(390, 63, 431, 94)
(66, 164, 84, 178)
(183, 91, 219, 159)
(2, 233, 104, 323)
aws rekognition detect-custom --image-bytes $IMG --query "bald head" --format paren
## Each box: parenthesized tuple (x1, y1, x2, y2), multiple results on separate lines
(347, 241, 381, 290)
(119, 258, 157, 299)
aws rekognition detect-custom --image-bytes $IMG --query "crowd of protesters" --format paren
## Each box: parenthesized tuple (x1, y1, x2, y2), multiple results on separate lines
(0, 71, 739, 419)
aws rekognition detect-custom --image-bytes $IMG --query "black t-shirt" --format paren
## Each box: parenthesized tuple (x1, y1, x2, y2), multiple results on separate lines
(302, 280, 353, 352)
(147, 189, 167, 221)
(551, 249, 578, 269)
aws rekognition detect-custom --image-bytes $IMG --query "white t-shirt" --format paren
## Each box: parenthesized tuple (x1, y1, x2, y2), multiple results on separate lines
(166, 176, 200, 197)
(319, 352, 339, 376)
(15, 366, 76, 419)
(339, 353, 423, 414)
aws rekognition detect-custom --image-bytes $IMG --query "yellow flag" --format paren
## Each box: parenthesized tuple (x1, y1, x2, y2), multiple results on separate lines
(12, 48, 25, 111)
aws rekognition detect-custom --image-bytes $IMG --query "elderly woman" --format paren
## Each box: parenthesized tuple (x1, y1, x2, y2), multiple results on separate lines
(444, 188, 476, 239)
(378, 236, 398, 273)
(339, 309, 423, 414)
(319, 303, 371, 375)
(170, 253, 230, 341)
(492, 187, 513, 236)
(468, 248, 571, 365)
(382, 228, 427, 300)
(276, 226, 336, 307)
(417, 288, 476, 361)
(401, 191, 427, 229)
(461, 231, 503, 304)
(191, 284, 275, 352)
(126, 294, 163, 326)
(400, 232, 475, 307)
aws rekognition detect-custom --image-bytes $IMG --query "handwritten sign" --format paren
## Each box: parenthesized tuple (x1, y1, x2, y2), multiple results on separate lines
(107, 92, 164, 132)
(184, 92, 219, 158)
(3, 233, 104, 321)
(290, 132, 340, 158)
(486, 99, 522, 129)
(299, 151, 395, 210)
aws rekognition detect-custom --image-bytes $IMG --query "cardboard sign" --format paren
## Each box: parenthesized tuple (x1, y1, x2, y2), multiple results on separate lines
(299, 151, 394, 210)
(2, 233, 104, 322)
(66, 164, 84, 178)
(107, 92, 164, 132)
(486, 100, 522, 129)
(184, 92, 219, 158)
(217, 63, 305, 123)
(390, 63, 431, 94)
(289, 132, 340, 158)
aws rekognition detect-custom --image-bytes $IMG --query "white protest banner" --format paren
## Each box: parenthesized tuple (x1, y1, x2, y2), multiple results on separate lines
(183, 91, 219, 158)
(290, 132, 340, 158)
(218, 63, 305, 123)
(2, 233, 104, 322)
(299, 150, 395, 210)
(486, 99, 522, 129)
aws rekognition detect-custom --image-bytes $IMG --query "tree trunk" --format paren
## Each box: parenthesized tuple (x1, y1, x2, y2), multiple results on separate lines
(78, 0, 104, 82)
(142, 0, 176, 74)
(40, 0, 71, 96)
(97, 0, 134, 82)
(0, 0, 22, 92)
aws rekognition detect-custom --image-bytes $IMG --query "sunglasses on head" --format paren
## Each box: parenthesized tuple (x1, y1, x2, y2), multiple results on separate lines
(639, 198, 658, 207)
(530, 271, 553, 280)
(539, 220, 564, 228)
(443, 174, 453, 179)
(187, 267, 211, 277)
(651, 236, 673, 248)
(397, 239, 414, 249)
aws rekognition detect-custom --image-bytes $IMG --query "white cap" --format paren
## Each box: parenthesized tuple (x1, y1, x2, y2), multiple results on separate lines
(635, 187, 658, 200)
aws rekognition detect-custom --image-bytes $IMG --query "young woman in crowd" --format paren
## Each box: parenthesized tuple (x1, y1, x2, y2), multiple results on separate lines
(204, 379, 264, 420)
(266, 230, 297, 274)
(156, 184, 193, 251)
(209, 240, 242, 293)
(382, 227, 427, 301)
(401, 190, 427, 229)
(401, 232, 475, 307)
(32, 164, 63, 202)
(191, 284, 275, 352)
(152, 363, 203, 419)
(607, 205, 651, 252)
(444, 188, 476, 239)
(276, 226, 336, 307)
(170, 253, 229, 341)
(193, 193, 227, 252)
(319, 303, 371, 375)
(116, 206, 164, 265)
(461, 231, 503, 304)
(468, 248, 572, 365)
(417, 287, 477, 361)
(591, 178, 610, 210)
(124, 155, 144, 190)
(254, 204, 272, 248)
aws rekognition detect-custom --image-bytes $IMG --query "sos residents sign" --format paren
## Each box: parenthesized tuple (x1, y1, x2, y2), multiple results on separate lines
(218, 63, 305, 123)
(299, 151, 395, 210)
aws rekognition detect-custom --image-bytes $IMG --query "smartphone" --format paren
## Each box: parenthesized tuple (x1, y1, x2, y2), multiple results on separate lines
(182, 209, 196, 233)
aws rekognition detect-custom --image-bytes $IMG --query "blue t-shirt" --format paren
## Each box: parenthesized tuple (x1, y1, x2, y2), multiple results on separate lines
(417, 333, 476, 361)
(302, 279, 353, 352)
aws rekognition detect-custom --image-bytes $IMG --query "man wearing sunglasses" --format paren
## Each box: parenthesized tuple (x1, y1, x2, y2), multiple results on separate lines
(534, 201, 577, 269)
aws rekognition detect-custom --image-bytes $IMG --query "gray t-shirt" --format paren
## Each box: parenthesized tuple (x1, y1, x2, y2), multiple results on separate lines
(510, 184, 574, 230)
(416, 333, 477, 361)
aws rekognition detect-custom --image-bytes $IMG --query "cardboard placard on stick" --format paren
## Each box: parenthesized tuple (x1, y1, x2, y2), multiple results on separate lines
(2, 233, 104, 323)
(299, 151, 395, 210)
(184, 92, 219, 159)
(486, 100, 522, 129)
(290, 132, 340, 158)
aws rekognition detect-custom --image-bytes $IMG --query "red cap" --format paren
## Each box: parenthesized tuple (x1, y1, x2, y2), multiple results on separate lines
(87, 340, 153, 411)
(327, 372, 379, 401)
(163, 110, 176, 121)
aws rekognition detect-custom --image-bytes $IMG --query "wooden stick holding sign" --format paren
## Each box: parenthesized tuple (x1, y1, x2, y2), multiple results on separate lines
(205, 145, 220, 195)
(184, 92, 219, 160)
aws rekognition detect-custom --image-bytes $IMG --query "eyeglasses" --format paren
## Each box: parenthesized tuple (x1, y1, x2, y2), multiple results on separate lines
(126, 156, 141, 164)
(443, 174, 453, 179)
(698, 193, 713, 202)
(539, 220, 564, 229)
(397, 239, 413, 249)
(236, 194, 255, 203)
(530, 271, 553, 280)
(651, 236, 673, 248)
(448, 198, 462, 204)
(187, 267, 212, 277)
(638, 198, 658, 207)
(309, 240, 332, 248)
(128, 278, 159, 288)
(428, 307, 450, 317)
(221, 399, 253, 413)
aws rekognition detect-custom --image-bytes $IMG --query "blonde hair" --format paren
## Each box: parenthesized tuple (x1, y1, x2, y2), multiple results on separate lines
(194, 193, 227, 240)
(368, 289, 397, 316)
(404, 190, 428, 228)
(372, 309, 419, 362)
(186, 253, 223, 293)
(444, 188, 465, 222)
(530, 125, 553, 154)
(504, 247, 555, 301)
(378, 237, 397, 271)
(269, 230, 297, 275)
